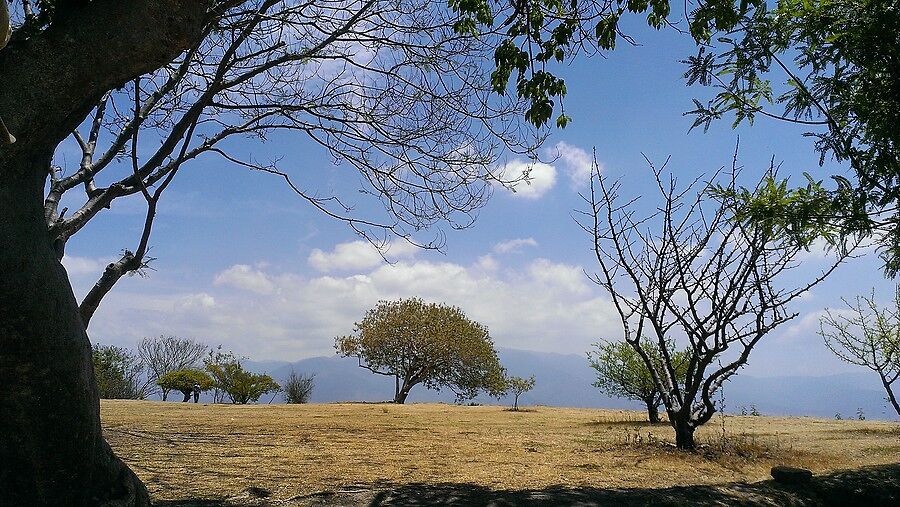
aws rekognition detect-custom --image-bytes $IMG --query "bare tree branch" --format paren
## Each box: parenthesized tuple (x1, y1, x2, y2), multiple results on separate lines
(42, 0, 540, 317)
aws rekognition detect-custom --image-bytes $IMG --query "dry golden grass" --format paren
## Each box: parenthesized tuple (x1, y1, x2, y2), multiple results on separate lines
(100, 400, 900, 502)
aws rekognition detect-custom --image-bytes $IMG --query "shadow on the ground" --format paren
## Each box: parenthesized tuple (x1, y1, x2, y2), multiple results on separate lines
(581, 420, 661, 427)
(154, 462, 900, 507)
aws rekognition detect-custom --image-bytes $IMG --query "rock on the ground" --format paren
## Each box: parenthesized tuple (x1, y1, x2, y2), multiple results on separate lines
(226, 486, 273, 506)
(771, 466, 813, 485)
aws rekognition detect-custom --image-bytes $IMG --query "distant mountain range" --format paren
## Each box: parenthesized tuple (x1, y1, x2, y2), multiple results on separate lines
(239, 348, 898, 421)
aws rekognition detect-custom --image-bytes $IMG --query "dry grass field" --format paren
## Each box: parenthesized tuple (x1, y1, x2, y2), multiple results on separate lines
(100, 400, 900, 503)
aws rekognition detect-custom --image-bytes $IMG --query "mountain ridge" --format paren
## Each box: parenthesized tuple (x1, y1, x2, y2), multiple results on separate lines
(241, 348, 898, 421)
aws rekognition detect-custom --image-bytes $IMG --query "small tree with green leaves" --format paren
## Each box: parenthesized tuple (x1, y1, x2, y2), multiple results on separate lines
(336, 298, 507, 404)
(206, 360, 280, 405)
(157, 369, 214, 403)
(283, 370, 315, 404)
(203, 346, 240, 403)
(504, 375, 536, 411)
(588, 339, 688, 424)
(92, 344, 150, 400)
(819, 287, 900, 416)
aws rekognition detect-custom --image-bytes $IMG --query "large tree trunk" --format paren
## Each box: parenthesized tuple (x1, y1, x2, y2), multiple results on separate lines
(645, 399, 660, 424)
(394, 381, 414, 404)
(0, 155, 149, 505)
(0, 2, 209, 504)
(670, 413, 696, 450)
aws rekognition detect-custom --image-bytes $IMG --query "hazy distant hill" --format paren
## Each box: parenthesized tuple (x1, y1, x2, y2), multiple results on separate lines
(243, 348, 898, 421)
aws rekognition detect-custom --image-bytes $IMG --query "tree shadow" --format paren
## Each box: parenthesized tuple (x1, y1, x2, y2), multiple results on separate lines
(581, 419, 660, 427)
(154, 463, 900, 507)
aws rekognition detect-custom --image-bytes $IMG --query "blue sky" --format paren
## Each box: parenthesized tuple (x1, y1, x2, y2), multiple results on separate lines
(60, 19, 889, 379)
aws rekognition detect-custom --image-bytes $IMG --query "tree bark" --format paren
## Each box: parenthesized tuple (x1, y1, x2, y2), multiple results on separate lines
(878, 372, 900, 416)
(0, 155, 150, 505)
(394, 381, 415, 404)
(671, 414, 696, 450)
(645, 399, 660, 424)
(0, 2, 210, 504)
(181, 390, 191, 402)
(0, 0, 210, 154)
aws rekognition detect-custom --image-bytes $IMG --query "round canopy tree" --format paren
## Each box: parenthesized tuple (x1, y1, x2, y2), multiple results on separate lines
(336, 298, 506, 403)
(156, 369, 214, 402)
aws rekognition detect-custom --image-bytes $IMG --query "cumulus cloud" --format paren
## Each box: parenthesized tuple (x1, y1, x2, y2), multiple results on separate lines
(213, 264, 275, 294)
(62, 255, 115, 277)
(88, 255, 621, 361)
(474, 255, 498, 272)
(498, 160, 557, 199)
(177, 293, 216, 310)
(308, 240, 419, 272)
(493, 238, 539, 254)
(550, 141, 595, 187)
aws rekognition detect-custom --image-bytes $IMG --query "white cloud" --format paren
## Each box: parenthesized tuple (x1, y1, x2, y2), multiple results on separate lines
(177, 293, 216, 310)
(493, 238, 539, 254)
(777, 310, 828, 342)
(793, 238, 834, 263)
(498, 160, 557, 199)
(62, 255, 115, 277)
(474, 255, 498, 272)
(87, 255, 621, 361)
(527, 259, 592, 296)
(213, 264, 275, 295)
(307, 240, 419, 272)
(550, 141, 595, 187)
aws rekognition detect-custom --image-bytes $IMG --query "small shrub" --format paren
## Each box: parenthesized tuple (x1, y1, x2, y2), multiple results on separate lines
(206, 360, 280, 404)
(284, 370, 315, 404)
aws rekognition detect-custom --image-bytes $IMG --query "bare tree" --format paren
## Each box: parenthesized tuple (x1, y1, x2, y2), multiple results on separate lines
(137, 335, 208, 400)
(819, 288, 900, 416)
(579, 155, 847, 449)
